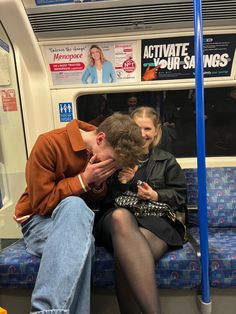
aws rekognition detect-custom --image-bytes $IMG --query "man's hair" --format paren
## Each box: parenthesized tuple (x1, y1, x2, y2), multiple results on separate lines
(97, 113, 144, 167)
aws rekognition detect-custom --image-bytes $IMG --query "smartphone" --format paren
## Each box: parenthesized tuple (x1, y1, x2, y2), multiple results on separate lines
(137, 180, 144, 186)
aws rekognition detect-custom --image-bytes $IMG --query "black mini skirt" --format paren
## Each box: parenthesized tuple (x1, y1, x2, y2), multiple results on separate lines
(94, 207, 185, 253)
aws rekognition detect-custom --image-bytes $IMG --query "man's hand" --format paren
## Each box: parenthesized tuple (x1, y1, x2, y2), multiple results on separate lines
(142, 65, 160, 81)
(83, 154, 118, 187)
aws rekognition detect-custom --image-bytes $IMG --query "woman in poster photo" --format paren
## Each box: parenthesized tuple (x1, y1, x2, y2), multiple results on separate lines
(82, 45, 117, 84)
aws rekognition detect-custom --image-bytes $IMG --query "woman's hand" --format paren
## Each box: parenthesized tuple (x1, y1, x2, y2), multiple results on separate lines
(118, 166, 138, 184)
(137, 182, 158, 201)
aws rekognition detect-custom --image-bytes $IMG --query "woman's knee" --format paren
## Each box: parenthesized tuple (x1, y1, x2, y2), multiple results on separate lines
(111, 208, 134, 235)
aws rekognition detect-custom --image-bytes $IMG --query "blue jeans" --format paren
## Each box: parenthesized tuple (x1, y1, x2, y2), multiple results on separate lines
(21, 196, 95, 314)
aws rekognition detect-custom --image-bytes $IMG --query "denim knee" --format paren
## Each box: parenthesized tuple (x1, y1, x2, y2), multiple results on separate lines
(52, 196, 95, 223)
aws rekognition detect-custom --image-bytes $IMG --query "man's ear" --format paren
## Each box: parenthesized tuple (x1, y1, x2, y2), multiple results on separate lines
(96, 132, 106, 145)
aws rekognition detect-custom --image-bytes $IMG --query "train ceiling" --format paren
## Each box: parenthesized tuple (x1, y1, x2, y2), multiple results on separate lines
(22, 0, 236, 40)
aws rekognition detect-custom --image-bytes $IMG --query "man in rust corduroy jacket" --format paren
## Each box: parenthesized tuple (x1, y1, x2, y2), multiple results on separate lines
(15, 113, 144, 314)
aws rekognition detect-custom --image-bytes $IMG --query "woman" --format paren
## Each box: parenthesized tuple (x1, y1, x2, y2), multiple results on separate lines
(82, 45, 116, 84)
(95, 106, 187, 314)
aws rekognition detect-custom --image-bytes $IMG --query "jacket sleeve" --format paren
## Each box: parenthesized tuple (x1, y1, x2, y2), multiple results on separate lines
(109, 61, 117, 83)
(82, 66, 90, 84)
(157, 158, 187, 211)
(26, 135, 89, 216)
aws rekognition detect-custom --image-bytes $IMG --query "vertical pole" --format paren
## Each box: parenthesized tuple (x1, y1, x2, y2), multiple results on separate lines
(193, 0, 210, 304)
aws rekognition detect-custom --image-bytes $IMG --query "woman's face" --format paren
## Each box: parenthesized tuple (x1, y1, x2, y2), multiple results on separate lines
(134, 116, 157, 152)
(90, 48, 101, 61)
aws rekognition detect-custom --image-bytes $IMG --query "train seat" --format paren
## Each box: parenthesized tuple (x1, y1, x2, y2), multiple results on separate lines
(1, 167, 236, 291)
(190, 227, 236, 288)
(0, 239, 39, 289)
(186, 167, 236, 288)
(0, 238, 201, 290)
(93, 242, 200, 289)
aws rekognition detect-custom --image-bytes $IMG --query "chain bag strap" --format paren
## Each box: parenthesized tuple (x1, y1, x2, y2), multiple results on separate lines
(115, 190, 173, 217)
(115, 190, 188, 242)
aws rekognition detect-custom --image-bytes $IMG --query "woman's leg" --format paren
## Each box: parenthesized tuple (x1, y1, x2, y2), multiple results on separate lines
(95, 209, 140, 313)
(111, 208, 167, 314)
(114, 259, 140, 314)
(139, 227, 169, 313)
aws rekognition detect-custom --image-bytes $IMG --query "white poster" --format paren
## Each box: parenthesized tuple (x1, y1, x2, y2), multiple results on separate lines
(0, 40, 10, 86)
(43, 41, 137, 86)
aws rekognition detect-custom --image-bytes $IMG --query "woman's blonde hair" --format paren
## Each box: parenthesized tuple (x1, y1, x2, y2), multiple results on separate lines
(130, 106, 162, 148)
(89, 45, 106, 66)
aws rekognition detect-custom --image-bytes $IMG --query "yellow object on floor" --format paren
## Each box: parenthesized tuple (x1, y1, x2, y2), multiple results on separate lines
(0, 307, 7, 314)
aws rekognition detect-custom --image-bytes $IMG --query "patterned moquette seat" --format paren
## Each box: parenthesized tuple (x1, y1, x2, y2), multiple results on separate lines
(0, 239, 201, 290)
(0, 239, 40, 289)
(186, 167, 236, 288)
(93, 243, 201, 289)
(190, 227, 236, 288)
(7, 168, 236, 290)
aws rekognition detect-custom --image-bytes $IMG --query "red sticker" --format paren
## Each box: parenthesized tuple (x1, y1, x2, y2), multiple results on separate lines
(122, 58, 136, 73)
(1, 89, 17, 112)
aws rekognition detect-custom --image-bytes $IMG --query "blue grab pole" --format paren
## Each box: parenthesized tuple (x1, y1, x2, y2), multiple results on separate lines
(193, 0, 210, 304)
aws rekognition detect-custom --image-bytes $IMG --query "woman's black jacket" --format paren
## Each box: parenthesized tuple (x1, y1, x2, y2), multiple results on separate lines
(99, 147, 187, 214)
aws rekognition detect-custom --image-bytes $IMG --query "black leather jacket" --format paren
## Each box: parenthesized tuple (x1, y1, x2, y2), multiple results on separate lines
(101, 147, 187, 213)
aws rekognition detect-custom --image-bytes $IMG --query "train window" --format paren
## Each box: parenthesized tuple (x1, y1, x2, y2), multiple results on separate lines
(76, 87, 236, 158)
(0, 24, 27, 237)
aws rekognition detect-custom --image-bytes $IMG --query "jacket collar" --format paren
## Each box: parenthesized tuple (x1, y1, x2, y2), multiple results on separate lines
(66, 119, 96, 152)
(150, 147, 171, 161)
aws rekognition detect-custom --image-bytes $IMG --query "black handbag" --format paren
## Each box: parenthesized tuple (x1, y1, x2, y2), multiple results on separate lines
(115, 190, 174, 218)
(115, 190, 188, 242)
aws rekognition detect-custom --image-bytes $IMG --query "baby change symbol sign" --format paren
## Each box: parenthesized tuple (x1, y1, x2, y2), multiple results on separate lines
(59, 102, 73, 122)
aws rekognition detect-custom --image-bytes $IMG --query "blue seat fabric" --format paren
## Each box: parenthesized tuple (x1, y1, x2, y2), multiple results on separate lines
(0, 239, 40, 288)
(93, 243, 200, 289)
(185, 167, 236, 288)
(0, 238, 201, 289)
(1, 167, 236, 290)
(190, 227, 236, 288)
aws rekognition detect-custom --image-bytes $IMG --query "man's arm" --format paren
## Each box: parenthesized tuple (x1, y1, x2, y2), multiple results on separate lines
(26, 135, 88, 216)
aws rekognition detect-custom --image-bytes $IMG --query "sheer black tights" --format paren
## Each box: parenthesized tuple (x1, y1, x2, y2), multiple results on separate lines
(111, 208, 168, 314)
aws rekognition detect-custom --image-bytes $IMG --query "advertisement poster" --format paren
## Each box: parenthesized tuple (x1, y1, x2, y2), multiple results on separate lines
(44, 41, 137, 85)
(141, 34, 236, 81)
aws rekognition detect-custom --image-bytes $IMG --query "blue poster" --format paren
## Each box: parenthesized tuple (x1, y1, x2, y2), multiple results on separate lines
(59, 102, 73, 122)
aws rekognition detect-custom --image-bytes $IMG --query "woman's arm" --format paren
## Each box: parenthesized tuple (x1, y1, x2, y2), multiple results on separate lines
(157, 159, 187, 210)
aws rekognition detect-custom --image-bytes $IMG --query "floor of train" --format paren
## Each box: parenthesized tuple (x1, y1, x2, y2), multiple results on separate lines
(0, 288, 235, 314)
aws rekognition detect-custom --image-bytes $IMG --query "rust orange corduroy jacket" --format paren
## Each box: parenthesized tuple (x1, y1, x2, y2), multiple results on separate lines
(14, 119, 107, 224)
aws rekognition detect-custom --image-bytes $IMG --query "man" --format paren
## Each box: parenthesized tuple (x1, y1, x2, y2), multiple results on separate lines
(15, 113, 144, 314)
(126, 94, 138, 113)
